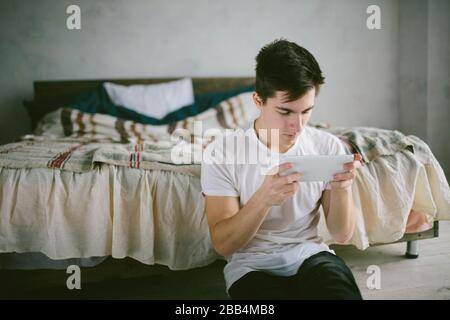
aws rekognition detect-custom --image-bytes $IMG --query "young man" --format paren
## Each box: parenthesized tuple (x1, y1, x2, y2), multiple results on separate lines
(201, 39, 363, 299)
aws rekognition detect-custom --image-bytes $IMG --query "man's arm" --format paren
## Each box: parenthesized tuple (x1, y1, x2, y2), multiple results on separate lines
(321, 188, 356, 244)
(205, 194, 270, 257)
(320, 153, 362, 244)
(205, 163, 301, 257)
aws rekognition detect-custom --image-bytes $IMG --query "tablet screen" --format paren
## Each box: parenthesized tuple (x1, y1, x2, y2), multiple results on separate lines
(278, 154, 354, 182)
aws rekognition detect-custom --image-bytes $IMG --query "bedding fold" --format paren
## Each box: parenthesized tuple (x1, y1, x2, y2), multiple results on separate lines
(0, 165, 219, 269)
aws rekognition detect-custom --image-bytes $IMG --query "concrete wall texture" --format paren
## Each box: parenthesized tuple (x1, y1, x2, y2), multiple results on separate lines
(0, 0, 448, 175)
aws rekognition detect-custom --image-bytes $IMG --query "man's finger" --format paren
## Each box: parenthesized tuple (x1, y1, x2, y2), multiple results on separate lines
(283, 172, 302, 184)
(333, 171, 356, 181)
(354, 153, 363, 162)
(267, 163, 287, 176)
(344, 160, 362, 171)
(275, 162, 294, 175)
(281, 181, 299, 194)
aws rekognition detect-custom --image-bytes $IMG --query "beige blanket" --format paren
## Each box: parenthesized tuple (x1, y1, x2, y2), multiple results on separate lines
(316, 126, 450, 248)
(0, 165, 219, 269)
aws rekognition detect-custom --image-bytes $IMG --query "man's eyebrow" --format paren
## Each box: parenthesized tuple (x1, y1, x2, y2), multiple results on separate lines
(275, 105, 315, 112)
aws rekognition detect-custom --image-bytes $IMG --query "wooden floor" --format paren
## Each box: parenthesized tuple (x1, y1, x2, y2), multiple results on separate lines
(334, 220, 450, 300)
(1, 221, 449, 300)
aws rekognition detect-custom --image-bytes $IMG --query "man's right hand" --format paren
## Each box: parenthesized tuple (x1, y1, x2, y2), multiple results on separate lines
(255, 162, 301, 208)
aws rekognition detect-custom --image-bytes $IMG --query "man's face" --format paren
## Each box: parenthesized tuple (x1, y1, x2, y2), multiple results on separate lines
(252, 88, 315, 147)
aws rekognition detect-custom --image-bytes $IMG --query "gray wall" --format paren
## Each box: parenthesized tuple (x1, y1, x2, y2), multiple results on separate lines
(399, 0, 428, 140)
(0, 0, 448, 175)
(427, 0, 450, 179)
(399, 0, 450, 178)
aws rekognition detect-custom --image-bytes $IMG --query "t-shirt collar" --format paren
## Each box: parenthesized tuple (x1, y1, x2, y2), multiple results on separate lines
(250, 119, 302, 156)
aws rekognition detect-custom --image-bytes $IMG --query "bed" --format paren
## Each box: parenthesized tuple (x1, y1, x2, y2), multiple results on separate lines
(0, 77, 449, 276)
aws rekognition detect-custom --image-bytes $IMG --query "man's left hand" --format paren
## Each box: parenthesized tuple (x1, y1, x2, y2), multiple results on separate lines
(329, 154, 363, 190)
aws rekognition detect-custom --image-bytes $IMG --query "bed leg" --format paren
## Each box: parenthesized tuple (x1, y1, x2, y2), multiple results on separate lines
(405, 240, 419, 259)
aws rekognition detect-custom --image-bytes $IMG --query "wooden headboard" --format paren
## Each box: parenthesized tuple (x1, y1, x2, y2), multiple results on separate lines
(33, 77, 255, 100)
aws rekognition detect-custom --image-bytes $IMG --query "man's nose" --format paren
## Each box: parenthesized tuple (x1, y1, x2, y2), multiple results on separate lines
(290, 115, 303, 133)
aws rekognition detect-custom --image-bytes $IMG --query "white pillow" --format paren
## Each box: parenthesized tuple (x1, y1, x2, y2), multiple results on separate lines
(103, 78, 194, 119)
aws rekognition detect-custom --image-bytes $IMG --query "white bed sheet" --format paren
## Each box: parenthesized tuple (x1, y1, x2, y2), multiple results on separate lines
(0, 165, 219, 270)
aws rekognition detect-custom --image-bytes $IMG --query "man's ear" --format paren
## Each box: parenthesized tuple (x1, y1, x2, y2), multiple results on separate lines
(252, 92, 264, 109)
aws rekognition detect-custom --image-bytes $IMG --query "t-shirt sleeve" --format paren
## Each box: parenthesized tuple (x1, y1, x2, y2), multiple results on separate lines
(325, 136, 351, 190)
(201, 141, 239, 197)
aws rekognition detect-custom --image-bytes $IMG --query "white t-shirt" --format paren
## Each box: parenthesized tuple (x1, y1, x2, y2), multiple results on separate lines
(200, 122, 349, 293)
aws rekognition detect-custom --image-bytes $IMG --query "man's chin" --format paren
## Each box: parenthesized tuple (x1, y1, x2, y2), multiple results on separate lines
(270, 135, 297, 152)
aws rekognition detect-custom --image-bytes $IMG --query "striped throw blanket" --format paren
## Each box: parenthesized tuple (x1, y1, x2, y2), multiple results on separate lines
(0, 92, 260, 174)
(322, 126, 415, 163)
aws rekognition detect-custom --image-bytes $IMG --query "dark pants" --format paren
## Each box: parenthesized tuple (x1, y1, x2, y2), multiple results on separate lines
(228, 251, 363, 300)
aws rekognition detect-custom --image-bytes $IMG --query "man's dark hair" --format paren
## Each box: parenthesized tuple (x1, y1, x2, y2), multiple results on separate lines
(255, 39, 325, 103)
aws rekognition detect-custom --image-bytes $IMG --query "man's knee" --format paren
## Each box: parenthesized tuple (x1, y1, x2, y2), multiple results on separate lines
(314, 261, 362, 299)
(293, 253, 362, 299)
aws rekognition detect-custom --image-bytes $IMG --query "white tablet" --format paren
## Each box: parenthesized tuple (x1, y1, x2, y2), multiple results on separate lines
(278, 154, 354, 182)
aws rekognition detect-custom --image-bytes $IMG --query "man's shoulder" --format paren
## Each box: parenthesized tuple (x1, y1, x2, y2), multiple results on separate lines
(305, 126, 339, 141)
(303, 126, 344, 152)
(202, 128, 251, 162)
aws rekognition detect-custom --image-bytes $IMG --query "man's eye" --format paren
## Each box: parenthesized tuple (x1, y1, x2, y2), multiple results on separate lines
(278, 111, 290, 115)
